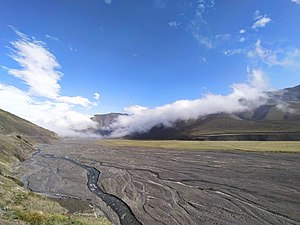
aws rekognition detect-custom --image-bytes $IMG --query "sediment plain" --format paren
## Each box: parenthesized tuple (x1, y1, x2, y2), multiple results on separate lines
(19, 139, 300, 225)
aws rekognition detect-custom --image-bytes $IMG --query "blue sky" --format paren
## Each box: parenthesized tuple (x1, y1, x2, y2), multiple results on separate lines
(0, 0, 300, 135)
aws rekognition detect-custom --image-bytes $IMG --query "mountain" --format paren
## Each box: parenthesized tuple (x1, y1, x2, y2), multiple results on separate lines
(130, 85, 300, 140)
(94, 85, 300, 141)
(91, 113, 127, 136)
(0, 108, 58, 173)
(92, 113, 127, 128)
(0, 112, 111, 225)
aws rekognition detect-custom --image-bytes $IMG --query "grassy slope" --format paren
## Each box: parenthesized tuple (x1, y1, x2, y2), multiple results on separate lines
(0, 176, 112, 225)
(0, 109, 112, 225)
(99, 139, 300, 152)
(0, 109, 58, 144)
(0, 108, 59, 173)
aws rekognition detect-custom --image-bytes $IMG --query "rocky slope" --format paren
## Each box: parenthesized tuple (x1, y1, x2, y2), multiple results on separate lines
(92, 113, 127, 129)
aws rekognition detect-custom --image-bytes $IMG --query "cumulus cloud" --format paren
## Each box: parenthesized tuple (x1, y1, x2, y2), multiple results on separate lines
(291, 0, 300, 4)
(240, 29, 246, 34)
(109, 69, 270, 137)
(0, 29, 99, 136)
(94, 92, 100, 101)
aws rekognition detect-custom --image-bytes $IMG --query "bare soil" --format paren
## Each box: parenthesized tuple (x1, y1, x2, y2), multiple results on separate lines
(19, 139, 300, 225)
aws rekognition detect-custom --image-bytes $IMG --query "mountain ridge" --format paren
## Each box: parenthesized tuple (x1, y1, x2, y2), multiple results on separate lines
(93, 84, 300, 140)
(0, 108, 59, 174)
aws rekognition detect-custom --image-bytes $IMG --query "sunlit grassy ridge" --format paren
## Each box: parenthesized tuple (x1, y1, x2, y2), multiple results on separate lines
(99, 139, 300, 152)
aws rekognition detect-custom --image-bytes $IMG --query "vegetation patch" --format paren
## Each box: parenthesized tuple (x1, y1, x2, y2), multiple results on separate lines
(0, 176, 112, 225)
(99, 139, 300, 152)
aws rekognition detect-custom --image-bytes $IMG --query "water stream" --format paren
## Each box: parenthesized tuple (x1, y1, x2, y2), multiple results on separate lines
(30, 150, 142, 225)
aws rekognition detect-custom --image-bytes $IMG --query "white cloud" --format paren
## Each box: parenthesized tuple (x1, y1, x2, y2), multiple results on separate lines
(193, 33, 213, 49)
(168, 21, 181, 28)
(224, 49, 244, 56)
(248, 40, 300, 67)
(240, 37, 246, 42)
(248, 68, 270, 90)
(94, 92, 100, 101)
(57, 96, 96, 108)
(194, 0, 215, 23)
(104, 0, 112, 5)
(45, 34, 59, 42)
(253, 10, 262, 20)
(0, 29, 99, 136)
(240, 29, 246, 34)
(291, 0, 300, 4)
(190, 0, 215, 48)
(0, 84, 97, 136)
(110, 69, 269, 137)
(252, 13, 271, 30)
(7, 34, 62, 99)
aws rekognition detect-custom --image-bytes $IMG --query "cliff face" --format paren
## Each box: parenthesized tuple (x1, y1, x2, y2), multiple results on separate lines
(91, 113, 127, 128)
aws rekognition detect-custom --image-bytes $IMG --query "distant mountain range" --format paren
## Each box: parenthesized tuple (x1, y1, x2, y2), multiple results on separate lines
(93, 85, 300, 141)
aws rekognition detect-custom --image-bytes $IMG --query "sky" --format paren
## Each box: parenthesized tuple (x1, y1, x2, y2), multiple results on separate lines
(0, 0, 300, 135)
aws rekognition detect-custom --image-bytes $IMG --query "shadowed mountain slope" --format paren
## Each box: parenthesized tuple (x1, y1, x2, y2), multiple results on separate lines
(94, 85, 300, 140)
(92, 113, 127, 129)
(131, 85, 300, 140)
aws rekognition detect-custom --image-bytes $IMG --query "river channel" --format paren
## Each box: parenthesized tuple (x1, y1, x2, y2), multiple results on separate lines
(23, 150, 142, 225)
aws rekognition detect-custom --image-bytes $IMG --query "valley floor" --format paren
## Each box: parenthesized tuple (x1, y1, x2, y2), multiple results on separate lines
(19, 139, 300, 225)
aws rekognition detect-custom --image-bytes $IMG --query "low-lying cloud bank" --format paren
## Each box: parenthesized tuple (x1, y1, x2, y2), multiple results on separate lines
(109, 69, 269, 137)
